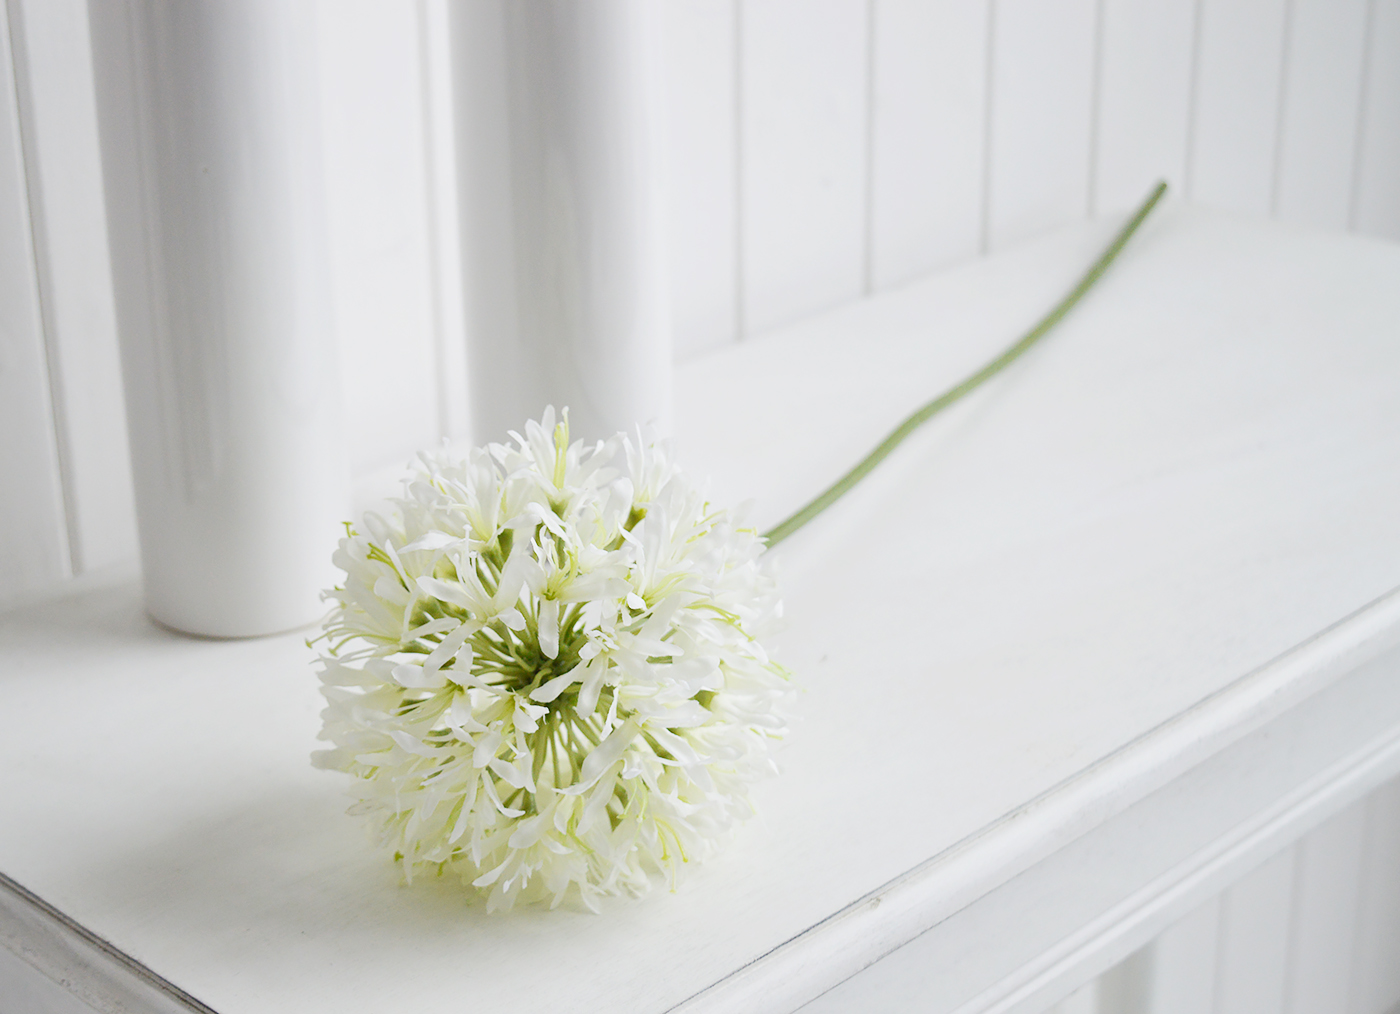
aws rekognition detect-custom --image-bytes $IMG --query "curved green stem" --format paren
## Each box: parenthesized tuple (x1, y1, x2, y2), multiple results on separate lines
(762, 180, 1168, 549)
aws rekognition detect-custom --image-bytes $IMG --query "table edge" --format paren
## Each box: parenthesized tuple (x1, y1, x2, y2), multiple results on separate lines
(673, 583, 1400, 1013)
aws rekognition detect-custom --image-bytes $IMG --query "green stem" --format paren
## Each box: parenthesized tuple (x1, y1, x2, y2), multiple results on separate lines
(762, 180, 1168, 549)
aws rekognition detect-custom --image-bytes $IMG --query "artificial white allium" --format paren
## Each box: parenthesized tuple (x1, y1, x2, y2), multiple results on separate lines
(314, 408, 789, 911)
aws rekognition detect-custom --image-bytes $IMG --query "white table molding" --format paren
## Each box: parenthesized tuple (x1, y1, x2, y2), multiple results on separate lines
(0, 869, 211, 1014)
(697, 592, 1400, 1014)
(3, 205, 1398, 1014)
(801, 641, 1400, 1014)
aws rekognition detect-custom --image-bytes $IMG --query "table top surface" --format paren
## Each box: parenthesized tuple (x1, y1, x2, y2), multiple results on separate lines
(3, 203, 1399, 1014)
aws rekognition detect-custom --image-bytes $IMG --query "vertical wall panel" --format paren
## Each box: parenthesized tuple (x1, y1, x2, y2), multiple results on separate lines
(1094, 0, 1196, 214)
(0, 945, 93, 1014)
(1286, 798, 1367, 1014)
(985, 0, 1098, 251)
(0, 0, 69, 604)
(420, 0, 471, 442)
(1189, 0, 1288, 216)
(9, 0, 137, 574)
(740, 0, 868, 335)
(1273, 0, 1370, 229)
(869, 0, 989, 290)
(1215, 847, 1296, 1014)
(1143, 895, 1221, 1014)
(663, 0, 739, 358)
(1097, 947, 1153, 1014)
(1349, 777, 1400, 1014)
(1353, 0, 1400, 240)
(318, 1, 440, 474)
(450, 0, 526, 447)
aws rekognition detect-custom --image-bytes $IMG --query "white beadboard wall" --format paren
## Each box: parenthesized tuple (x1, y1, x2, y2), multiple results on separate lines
(2, 0, 1398, 604)
(665, 0, 1400, 358)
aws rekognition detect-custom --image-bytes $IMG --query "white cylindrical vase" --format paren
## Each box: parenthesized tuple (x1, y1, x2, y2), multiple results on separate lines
(453, 0, 672, 444)
(89, 0, 346, 637)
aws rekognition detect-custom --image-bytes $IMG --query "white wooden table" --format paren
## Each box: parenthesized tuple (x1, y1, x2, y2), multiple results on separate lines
(3, 205, 1399, 1014)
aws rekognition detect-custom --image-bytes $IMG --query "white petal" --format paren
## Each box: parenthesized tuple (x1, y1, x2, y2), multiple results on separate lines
(489, 757, 531, 789)
(529, 666, 580, 703)
(577, 657, 609, 715)
(391, 662, 446, 690)
(508, 813, 547, 849)
(424, 622, 474, 675)
(401, 530, 460, 553)
(416, 576, 474, 611)
(565, 720, 638, 794)
(538, 598, 561, 659)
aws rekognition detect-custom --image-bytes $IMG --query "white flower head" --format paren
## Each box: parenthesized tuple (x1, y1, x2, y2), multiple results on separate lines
(314, 408, 790, 912)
